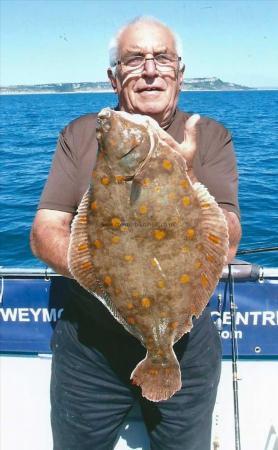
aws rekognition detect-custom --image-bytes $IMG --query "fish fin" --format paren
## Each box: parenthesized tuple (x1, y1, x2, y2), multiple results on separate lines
(193, 181, 228, 274)
(174, 182, 229, 343)
(131, 349, 181, 402)
(68, 188, 143, 342)
(68, 186, 100, 292)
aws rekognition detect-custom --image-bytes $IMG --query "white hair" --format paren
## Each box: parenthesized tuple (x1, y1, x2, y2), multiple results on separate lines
(108, 16, 183, 68)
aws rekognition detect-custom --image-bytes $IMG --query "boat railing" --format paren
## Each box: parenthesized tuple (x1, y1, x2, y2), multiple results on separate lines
(0, 261, 277, 280)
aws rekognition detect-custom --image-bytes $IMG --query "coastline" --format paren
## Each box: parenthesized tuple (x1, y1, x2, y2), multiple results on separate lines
(2, 88, 276, 96)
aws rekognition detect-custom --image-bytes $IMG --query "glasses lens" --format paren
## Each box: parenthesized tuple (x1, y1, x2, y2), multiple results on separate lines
(121, 54, 180, 74)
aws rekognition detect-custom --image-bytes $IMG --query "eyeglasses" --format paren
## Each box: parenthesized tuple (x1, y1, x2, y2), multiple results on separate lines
(116, 53, 182, 73)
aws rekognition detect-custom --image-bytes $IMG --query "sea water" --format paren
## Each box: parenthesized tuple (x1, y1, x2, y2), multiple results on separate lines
(0, 90, 277, 268)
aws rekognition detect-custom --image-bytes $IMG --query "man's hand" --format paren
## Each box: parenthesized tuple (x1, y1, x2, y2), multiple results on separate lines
(180, 114, 200, 169)
(30, 209, 73, 278)
(157, 114, 200, 182)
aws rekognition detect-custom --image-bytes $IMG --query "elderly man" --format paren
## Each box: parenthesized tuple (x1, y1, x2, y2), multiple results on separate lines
(31, 16, 241, 450)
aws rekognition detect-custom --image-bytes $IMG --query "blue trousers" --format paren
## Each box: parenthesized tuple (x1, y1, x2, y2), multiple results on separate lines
(50, 308, 221, 450)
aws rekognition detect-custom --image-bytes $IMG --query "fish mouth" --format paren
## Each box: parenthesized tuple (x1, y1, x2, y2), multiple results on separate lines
(96, 109, 112, 133)
(120, 144, 138, 159)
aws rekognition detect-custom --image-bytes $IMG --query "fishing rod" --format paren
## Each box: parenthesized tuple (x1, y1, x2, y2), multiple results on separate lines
(237, 246, 278, 255)
(228, 263, 241, 450)
(226, 245, 277, 450)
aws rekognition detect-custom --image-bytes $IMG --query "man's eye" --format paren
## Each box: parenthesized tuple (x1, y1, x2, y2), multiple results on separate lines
(155, 54, 172, 64)
(125, 56, 144, 67)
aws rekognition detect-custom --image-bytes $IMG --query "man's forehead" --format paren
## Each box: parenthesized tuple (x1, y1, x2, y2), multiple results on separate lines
(118, 23, 176, 55)
(123, 44, 169, 55)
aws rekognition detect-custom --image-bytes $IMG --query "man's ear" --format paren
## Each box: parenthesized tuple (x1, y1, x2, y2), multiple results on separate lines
(178, 64, 185, 90)
(107, 68, 118, 93)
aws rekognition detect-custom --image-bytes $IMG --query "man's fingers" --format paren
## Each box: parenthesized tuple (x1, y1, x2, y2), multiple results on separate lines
(180, 114, 200, 167)
(184, 113, 200, 143)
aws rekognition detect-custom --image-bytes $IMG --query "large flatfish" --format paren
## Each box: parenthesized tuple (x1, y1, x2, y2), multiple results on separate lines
(68, 108, 228, 402)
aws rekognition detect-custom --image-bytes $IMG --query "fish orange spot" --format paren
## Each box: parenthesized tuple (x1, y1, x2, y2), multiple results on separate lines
(80, 261, 92, 270)
(181, 245, 190, 253)
(142, 178, 151, 187)
(186, 228, 195, 240)
(156, 349, 164, 357)
(111, 236, 120, 244)
(77, 243, 88, 251)
(101, 176, 110, 185)
(124, 255, 134, 263)
(157, 280, 165, 288)
(201, 273, 209, 288)
(127, 316, 136, 325)
(180, 274, 190, 284)
(115, 175, 125, 183)
(154, 186, 161, 193)
(208, 233, 221, 244)
(90, 200, 97, 210)
(168, 192, 176, 201)
(206, 254, 215, 263)
(120, 225, 129, 232)
(201, 202, 210, 208)
(154, 229, 166, 240)
(149, 368, 158, 376)
(132, 291, 139, 298)
(139, 204, 148, 214)
(182, 196, 191, 207)
(162, 159, 173, 171)
(194, 260, 202, 269)
(79, 216, 87, 224)
(111, 217, 121, 227)
(93, 239, 103, 249)
(115, 288, 122, 295)
(169, 321, 179, 330)
(103, 275, 112, 286)
(180, 179, 189, 189)
(141, 297, 151, 308)
(127, 302, 134, 310)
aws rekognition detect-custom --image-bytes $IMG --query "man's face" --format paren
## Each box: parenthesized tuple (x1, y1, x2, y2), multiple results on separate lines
(108, 23, 184, 126)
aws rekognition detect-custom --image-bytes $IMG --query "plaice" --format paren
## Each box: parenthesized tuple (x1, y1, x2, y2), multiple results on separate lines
(68, 107, 229, 402)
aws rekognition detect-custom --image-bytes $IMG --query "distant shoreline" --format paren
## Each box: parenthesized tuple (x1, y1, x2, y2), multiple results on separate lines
(1, 88, 277, 96)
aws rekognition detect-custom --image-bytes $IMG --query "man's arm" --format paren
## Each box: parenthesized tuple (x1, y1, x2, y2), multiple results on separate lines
(30, 209, 73, 278)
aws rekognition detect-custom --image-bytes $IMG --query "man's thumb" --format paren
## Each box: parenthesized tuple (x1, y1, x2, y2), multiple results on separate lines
(184, 114, 200, 142)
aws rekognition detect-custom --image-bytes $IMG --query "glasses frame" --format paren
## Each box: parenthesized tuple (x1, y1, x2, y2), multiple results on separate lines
(115, 54, 182, 73)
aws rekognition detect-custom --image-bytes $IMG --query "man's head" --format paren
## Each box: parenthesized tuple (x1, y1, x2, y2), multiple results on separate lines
(108, 17, 184, 128)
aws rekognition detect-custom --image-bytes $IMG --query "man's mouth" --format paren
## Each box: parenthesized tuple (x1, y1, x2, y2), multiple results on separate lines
(136, 86, 164, 93)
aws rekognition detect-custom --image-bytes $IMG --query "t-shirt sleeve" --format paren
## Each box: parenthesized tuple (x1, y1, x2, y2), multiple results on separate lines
(195, 118, 240, 218)
(38, 125, 79, 213)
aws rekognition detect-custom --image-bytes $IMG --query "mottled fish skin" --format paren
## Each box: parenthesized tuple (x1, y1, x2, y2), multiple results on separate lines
(68, 108, 229, 402)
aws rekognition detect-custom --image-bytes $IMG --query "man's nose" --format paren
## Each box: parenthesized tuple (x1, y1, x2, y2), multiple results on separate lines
(142, 58, 158, 77)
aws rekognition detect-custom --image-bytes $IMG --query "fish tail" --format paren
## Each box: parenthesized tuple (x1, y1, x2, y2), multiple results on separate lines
(130, 350, 181, 402)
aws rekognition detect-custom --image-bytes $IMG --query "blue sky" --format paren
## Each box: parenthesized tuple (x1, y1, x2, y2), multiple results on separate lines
(1, 0, 277, 87)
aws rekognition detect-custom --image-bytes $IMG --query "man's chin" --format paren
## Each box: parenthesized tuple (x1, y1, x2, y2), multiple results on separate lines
(133, 100, 168, 117)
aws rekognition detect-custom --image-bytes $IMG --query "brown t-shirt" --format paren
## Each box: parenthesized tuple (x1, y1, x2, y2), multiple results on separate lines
(39, 109, 240, 218)
(38, 108, 240, 333)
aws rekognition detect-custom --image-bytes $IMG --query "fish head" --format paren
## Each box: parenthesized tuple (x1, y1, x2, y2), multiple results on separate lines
(96, 108, 158, 177)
